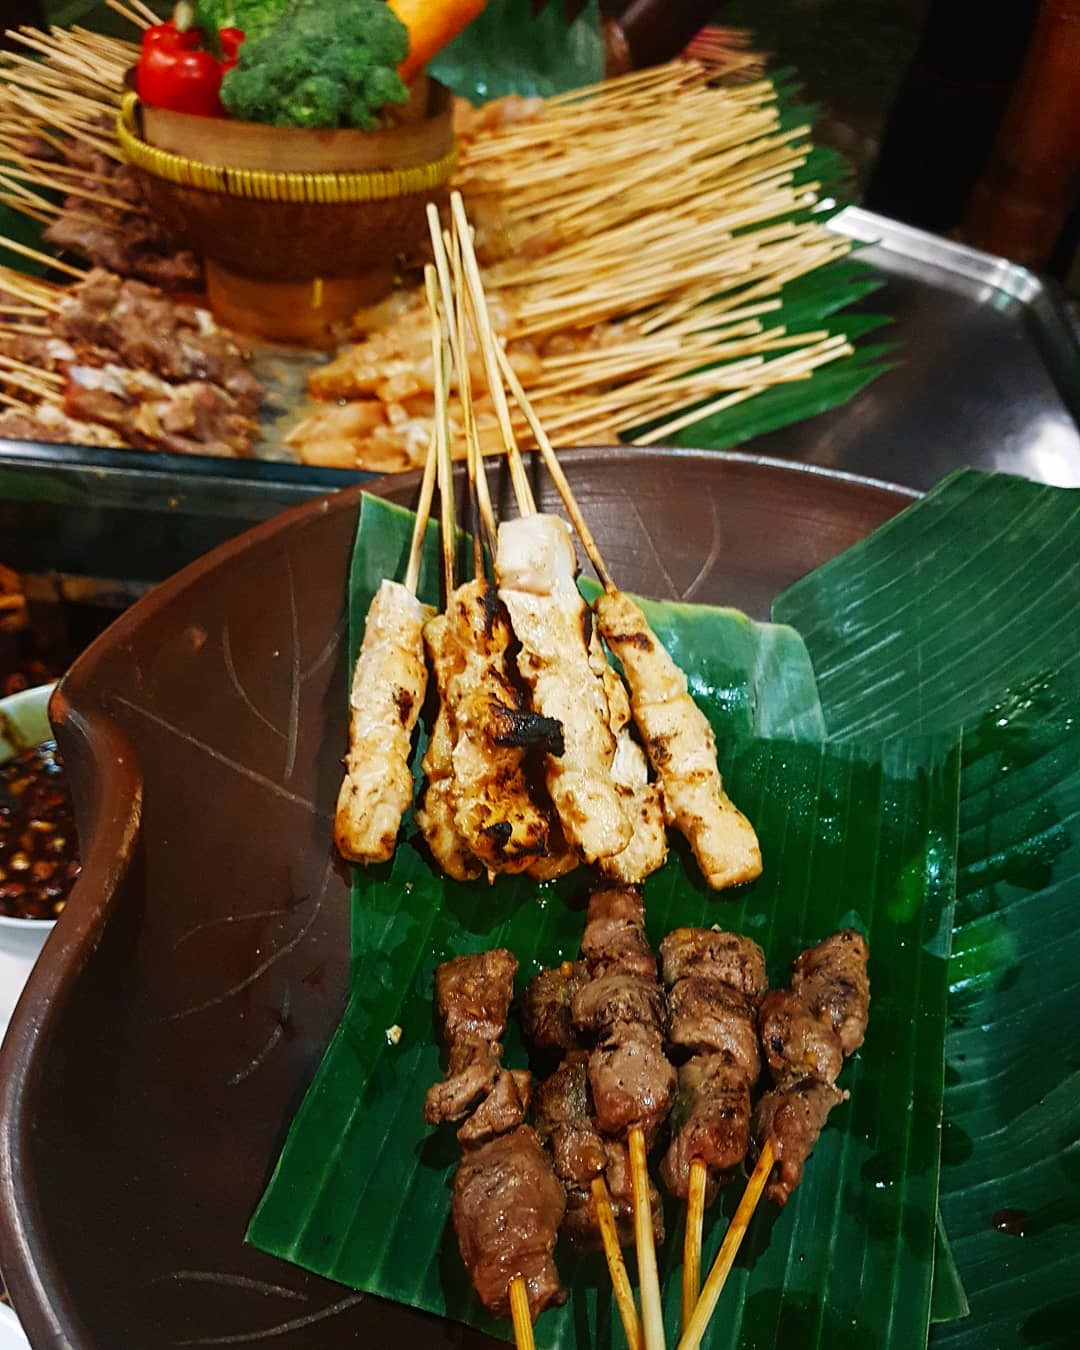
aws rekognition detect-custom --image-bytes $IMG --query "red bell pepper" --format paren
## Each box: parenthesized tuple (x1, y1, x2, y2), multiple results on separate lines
(136, 16, 245, 118)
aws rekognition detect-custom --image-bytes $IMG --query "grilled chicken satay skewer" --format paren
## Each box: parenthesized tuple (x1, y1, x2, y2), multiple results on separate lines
(419, 219, 559, 880)
(678, 930, 870, 1350)
(448, 192, 635, 868)
(333, 344, 439, 865)
(481, 273, 762, 892)
(425, 951, 566, 1343)
(414, 267, 483, 881)
(655, 928, 768, 1328)
(449, 196, 662, 883)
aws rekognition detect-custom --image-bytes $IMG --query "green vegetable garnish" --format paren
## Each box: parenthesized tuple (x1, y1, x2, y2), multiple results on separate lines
(219, 0, 410, 130)
(194, 0, 292, 42)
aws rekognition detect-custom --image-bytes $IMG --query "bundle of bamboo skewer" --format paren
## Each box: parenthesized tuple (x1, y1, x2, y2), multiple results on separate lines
(0, 8, 862, 467)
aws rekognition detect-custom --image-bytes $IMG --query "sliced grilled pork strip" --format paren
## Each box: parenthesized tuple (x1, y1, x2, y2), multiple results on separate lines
(439, 579, 553, 873)
(752, 1081, 846, 1206)
(792, 928, 871, 1055)
(415, 669, 483, 882)
(452, 1125, 567, 1319)
(659, 1052, 751, 1202)
(590, 631, 668, 884)
(424, 950, 518, 1125)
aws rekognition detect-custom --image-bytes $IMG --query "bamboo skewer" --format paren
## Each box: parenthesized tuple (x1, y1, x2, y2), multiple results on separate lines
(508, 1274, 535, 1350)
(591, 1176, 643, 1350)
(676, 1140, 776, 1350)
(629, 1127, 666, 1350)
(681, 1161, 707, 1334)
(0, 234, 86, 279)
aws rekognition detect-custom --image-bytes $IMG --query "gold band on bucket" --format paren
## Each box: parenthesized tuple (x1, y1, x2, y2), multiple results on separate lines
(116, 92, 458, 204)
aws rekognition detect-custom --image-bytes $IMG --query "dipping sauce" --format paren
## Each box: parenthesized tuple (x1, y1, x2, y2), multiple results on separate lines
(0, 740, 81, 920)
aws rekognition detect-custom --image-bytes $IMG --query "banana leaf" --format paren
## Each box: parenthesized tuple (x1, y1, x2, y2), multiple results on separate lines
(772, 470, 1080, 1349)
(248, 493, 962, 1350)
(428, 0, 604, 103)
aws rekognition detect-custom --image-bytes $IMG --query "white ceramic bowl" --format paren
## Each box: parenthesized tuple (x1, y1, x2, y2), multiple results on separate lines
(0, 1302, 28, 1348)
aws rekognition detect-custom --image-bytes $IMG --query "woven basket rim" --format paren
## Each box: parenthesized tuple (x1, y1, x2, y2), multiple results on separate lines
(115, 92, 457, 205)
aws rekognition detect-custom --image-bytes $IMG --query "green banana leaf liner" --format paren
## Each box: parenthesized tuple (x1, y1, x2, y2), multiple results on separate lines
(248, 495, 961, 1350)
(774, 469, 1080, 1350)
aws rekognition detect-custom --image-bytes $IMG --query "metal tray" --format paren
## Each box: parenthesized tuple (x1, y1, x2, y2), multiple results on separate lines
(0, 207, 1078, 628)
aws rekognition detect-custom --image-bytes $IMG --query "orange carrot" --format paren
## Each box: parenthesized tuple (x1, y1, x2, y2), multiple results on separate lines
(389, 0, 490, 83)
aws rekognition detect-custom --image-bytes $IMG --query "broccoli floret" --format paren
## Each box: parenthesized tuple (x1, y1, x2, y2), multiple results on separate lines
(194, 1, 292, 42)
(220, 0, 411, 131)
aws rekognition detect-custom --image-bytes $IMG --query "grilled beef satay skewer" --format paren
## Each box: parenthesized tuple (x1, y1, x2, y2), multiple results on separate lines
(522, 962, 646, 1350)
(425, 951, 567, 1341)
(678, 930, 870, 1350)
(570, 883, 677, 1350)
(655, 928, 768, 1328)
(485, 293, 762, 892)
(333, 329, 439, 865)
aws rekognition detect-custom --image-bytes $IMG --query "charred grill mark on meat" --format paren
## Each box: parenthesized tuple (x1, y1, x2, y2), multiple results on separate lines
(594, 589, 762, 890)
(490, 701, 565, 755)
(424, 950, 518, 1125)
(421, 581, 554, 874)
(495, 515, 633, 863)
(657, 927, 767, 1201)
(752, 929, 871, 1206)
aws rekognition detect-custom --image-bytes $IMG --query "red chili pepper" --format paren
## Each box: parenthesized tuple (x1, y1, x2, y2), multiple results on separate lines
(135, 18, 245, 118)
